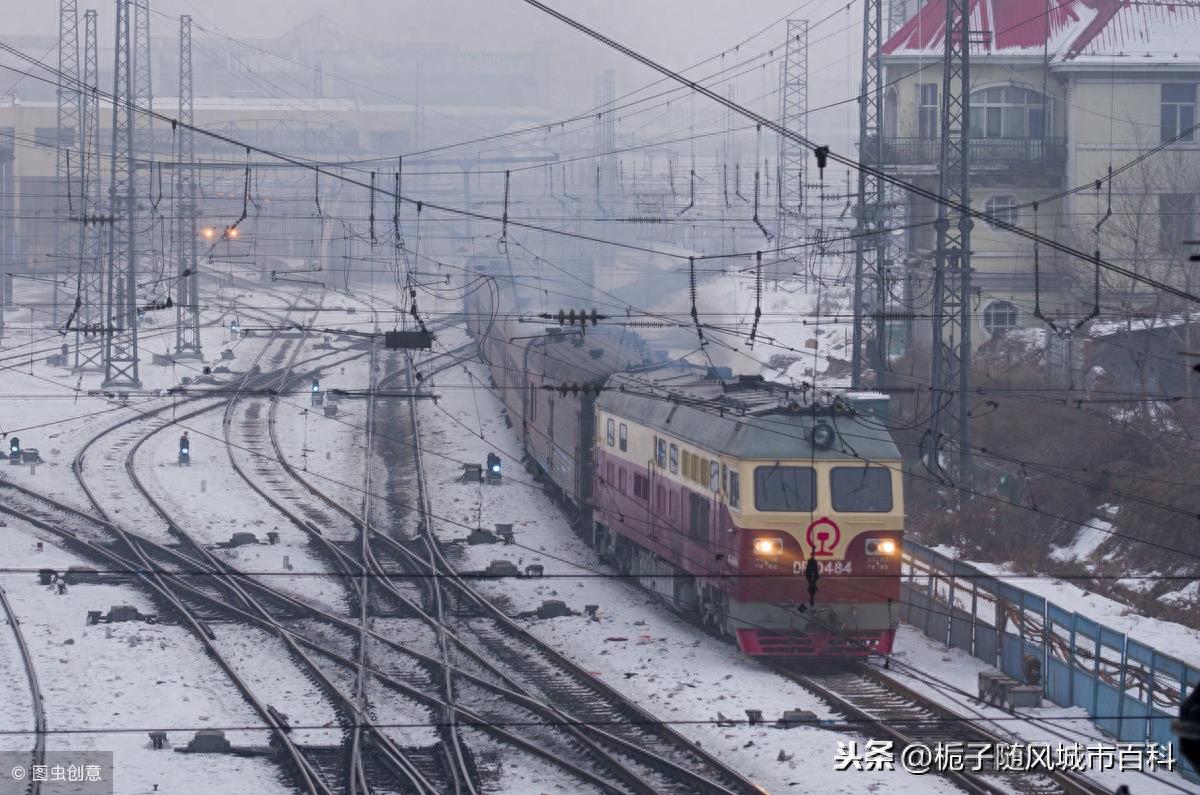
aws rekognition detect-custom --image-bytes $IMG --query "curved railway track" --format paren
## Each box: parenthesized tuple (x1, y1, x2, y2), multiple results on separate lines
(0, 580, 45, 795)
(1, 290, 764, 795)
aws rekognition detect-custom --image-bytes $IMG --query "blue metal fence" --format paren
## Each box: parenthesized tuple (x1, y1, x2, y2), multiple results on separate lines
(901, 541, 1199, 783)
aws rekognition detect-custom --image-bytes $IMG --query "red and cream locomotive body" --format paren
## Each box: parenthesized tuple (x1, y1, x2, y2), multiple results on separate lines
(465, 259, 903, 657)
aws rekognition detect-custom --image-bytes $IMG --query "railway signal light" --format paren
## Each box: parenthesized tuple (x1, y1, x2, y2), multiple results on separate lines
(311, 378, 320, 395)
(486, 452, 502, 483)
(9, 437, 19, 455)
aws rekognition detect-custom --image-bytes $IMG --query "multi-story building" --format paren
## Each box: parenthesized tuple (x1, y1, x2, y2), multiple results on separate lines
(879, 0, 1200, 347)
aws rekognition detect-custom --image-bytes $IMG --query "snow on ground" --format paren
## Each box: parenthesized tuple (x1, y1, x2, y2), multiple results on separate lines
(0, 282, 285, 516)
(210, 623, 342, 746)
(273, 338, 373, 534)
(885, 625, 1198, 795)
(413, 325, 964, 794)
(1048, 517, 1114, 563)
(143, 396, 352, 613)
(463, 728, 604, 795)
(0, 517, 292, 794)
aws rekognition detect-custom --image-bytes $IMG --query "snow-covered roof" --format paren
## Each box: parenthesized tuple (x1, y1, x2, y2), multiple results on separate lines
(883, 0, 1200, 64)
(1067, 1, 1200, 63)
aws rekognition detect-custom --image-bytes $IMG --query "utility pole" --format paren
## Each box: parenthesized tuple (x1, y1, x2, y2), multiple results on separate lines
(132, 0, 153, 160)
(777, 19, 807, 245)
(852, 0, 887, 389)
(55, 0, 82, 329)
(0, 137, 10, 346)
(174, 15, 201, 358)
(103, 0, 141, 388)
(927, 0, 973, 476)
(888, 0, 910, 34)
(74, 8, 104, 371)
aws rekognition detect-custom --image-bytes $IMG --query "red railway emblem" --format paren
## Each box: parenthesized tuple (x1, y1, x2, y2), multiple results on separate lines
(805, 517, 841, 557)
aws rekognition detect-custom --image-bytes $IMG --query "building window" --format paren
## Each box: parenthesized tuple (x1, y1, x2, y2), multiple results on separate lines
(982, 301, 1019, 333)
(618, 423, 628, 452)
(1160, 193, 1197, 252)
(728, 471, 741, 509)
(669, 444, 678, 474)
(656, 484, 665, 511)
(618, 468, 626, 494)
(709, 461, 720, 492)
(918, 83, 938, 139)
(969, 86, 1046, 139)
(606, 461, 614, 486)
(669, 490, 678, 518)
(1161, 84, 1196, 143)
(606, 418, 615, 447)
(984, 195, 1018, 228)
(655, 437, 667, 468)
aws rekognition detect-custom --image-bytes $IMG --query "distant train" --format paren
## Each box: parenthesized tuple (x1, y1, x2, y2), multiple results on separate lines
(463, 259, 904, 657)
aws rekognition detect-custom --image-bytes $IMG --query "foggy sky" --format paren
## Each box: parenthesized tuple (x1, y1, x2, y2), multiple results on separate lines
(6, 0, 863, 148)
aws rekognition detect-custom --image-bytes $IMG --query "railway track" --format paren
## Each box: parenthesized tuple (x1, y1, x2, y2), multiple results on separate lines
(222, 314, 761, 792)
(0, 580, 45, 795)
(776, 662, 1116, 795)
(2, 293, 762, 794)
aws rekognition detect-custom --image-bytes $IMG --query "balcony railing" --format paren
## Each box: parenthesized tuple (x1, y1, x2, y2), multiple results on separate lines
(868, 136, 1067, 170)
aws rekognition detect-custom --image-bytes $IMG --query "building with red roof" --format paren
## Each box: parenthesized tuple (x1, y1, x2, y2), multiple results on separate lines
(878, 0, 1200, 356)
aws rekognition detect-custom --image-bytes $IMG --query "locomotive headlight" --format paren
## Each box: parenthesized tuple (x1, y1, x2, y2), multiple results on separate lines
(752, 537, 783, 556)
(865, 537, 898, 556)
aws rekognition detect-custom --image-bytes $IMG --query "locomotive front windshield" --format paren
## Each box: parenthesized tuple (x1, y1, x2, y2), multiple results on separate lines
(754, 465, 816, 511)
(830, 466, 894, 512)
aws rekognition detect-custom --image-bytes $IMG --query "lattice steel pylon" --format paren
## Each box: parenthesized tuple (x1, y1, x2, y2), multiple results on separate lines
(103, 0, 141, 388)
(132, 0, 153, 158)
(174, 15, 201, 358)
(926, 0, 973, 476)
(54, 0, 82, 328)
(74, 8, 104, 371)
(888, 0, 910, 34)
(851, 0, 887, 389)
(777, 19, 807, 242)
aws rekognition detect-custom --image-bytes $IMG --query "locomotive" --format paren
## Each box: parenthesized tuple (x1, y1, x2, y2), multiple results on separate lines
(463, 259, 904, 657)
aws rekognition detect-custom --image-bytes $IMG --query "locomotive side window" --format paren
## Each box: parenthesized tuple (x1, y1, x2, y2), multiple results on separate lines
(830, 467, 893, 512)
(619, 423, 628, 452)
(655, 437, 667, 468)
(754, 466, 816, 511)
(709, 461, 720, 492)
(688, 493, 710, 540)
(633, 472, 649, 500)
(669, 444, 679, 474)
(606, 418, 615, 447)
(728, 471, 741, 509)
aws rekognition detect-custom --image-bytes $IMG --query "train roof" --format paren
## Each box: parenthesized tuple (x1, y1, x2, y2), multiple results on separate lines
(597, 367, 902, 462)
